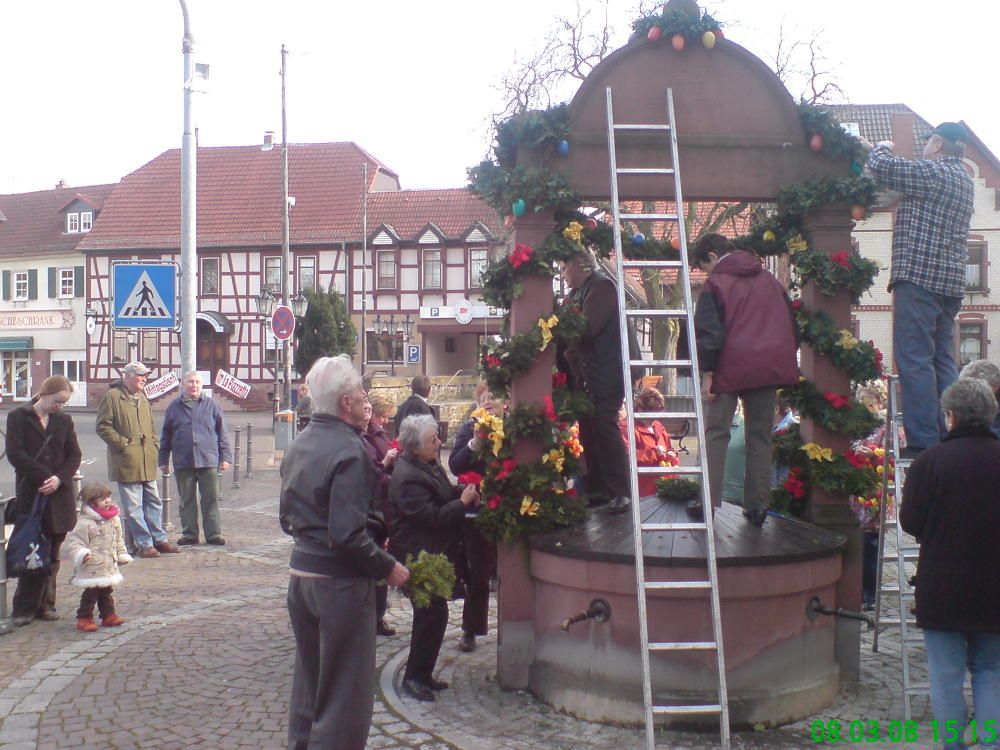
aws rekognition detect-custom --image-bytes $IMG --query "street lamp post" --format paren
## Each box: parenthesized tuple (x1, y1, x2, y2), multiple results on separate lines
(373, 314, 414, 376)
(255, 288, 279, 417)
(178, 0, 197, 376)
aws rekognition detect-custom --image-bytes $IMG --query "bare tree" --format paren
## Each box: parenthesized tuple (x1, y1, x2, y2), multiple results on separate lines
(772, 25, 844, 104)
(494, 0, 614, 120)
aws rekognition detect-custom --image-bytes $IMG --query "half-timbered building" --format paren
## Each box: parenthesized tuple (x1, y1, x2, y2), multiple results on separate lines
(79, 142, 502, 409)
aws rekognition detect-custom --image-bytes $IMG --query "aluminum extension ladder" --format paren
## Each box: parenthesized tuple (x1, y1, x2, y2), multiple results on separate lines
(872, 374, 925, 718)
(606, 87, 730, 750)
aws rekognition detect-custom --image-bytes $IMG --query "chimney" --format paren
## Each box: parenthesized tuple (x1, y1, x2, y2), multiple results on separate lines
(891, 111, 917, 160)
(55, 179, 68, 189)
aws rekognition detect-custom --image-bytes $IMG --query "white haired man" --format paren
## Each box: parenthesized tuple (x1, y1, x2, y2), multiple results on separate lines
(279, 354, 409, 750)
(158, 371, 232, 545)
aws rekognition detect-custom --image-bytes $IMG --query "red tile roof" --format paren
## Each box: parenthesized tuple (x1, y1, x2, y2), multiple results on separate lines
(79, 142, 500, 251)
(0, 183, 116, 258)
(368, 189, 501, 241)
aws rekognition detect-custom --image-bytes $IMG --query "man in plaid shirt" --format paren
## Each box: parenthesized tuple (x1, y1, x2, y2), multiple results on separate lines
(864, 122, 974, 456)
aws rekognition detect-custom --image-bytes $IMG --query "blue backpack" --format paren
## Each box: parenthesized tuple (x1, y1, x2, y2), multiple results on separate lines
(6, 494, 51, 578)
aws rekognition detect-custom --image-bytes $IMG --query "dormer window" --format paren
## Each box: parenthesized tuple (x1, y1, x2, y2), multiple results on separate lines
(65, 211, 94, 234)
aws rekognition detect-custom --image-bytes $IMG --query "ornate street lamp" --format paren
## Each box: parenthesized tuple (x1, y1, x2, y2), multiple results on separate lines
(290, 291, 309, 319)
(254, 287, 277, 318)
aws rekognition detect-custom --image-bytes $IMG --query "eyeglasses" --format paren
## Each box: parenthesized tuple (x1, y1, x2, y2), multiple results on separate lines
(53, 398, 69, 406)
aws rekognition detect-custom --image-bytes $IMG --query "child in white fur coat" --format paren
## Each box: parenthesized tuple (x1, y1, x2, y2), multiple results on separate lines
(62, 481, 132, 632)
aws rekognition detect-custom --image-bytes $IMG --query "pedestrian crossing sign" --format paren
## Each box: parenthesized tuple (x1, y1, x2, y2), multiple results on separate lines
(112, 263, 178, 329)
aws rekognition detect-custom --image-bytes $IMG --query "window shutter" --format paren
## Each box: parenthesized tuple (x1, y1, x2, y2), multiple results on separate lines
(28, 269, 38, 300)
(2, 270, 9, 300)
(75, 266, 85, 297)
(48, 267, 57, 298)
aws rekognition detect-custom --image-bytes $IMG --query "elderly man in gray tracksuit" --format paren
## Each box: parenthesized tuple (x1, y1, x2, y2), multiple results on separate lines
(158, 371, 232, 545)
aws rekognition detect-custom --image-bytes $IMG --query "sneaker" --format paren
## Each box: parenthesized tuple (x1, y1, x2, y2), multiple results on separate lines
(101, 614, 126, 627)
(36, 609, 60, 622)
(177, 537, 199, 546)
(206, 537, 226, 546)
(154, 541, 180, 554)
(138, 546, 160, 558)
(76, 618, 98, 632)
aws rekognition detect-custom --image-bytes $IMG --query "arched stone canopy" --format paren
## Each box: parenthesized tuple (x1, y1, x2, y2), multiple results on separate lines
(532, 36, 849, 202)
(500, 5, 864, 693)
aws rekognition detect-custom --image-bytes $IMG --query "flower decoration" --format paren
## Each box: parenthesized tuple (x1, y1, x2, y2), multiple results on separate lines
(509, 243, 534, 269)
(457, 471, 483, 486)
(542, 448, 566, 473)
(837, 329, 859, 350)
(552, 370, 568, 388)
(783, 467, 806, 500)
(487, 495, 501, 510)
(831, 251, 851, 268)
(824, 392, 850, 410)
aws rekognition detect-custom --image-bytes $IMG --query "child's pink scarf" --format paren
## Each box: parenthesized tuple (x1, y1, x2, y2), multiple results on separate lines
(93, 504, 119, 520)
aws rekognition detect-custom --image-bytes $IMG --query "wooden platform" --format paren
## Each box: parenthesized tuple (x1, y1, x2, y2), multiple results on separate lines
(530, 497, 845, 567)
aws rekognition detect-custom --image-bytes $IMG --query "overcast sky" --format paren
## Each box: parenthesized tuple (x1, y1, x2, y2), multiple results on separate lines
(3, 1, 997, 195)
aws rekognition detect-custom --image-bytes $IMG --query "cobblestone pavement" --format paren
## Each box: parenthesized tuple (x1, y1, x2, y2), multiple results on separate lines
(0, 466, 948, 749)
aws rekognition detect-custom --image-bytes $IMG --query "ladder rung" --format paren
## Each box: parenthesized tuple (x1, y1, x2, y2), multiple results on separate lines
(630, 411, 697, 420)
(619, 213, 678, 221)
(641, 523, 707, 532)
(876, 617, 918, 627)
(622, 260, 683, 269)
(650, 641, 717, 651)
(653, 704, 722, 715)
(617, 168, 675, 175)
(637, 465, 701, 475)
(646, 581, 712, 591)
(626, 309, 688, 318)
(880, 553, 918, 561)
(631, 359, 693, 368)
(615, 123, 671, 132)
(879, 588, 914, 597)
(906, 683, 931, 695)
(900, 545, 920, 553)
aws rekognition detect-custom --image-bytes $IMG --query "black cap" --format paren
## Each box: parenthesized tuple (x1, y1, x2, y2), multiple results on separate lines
(927, 122, 968, 144)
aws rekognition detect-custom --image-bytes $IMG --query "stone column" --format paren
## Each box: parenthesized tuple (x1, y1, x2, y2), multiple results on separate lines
(496, 208, 556, 688)
(800, 202, 863, 682)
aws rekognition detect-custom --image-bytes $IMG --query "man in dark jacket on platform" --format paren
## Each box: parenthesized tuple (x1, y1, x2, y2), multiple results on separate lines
(280, 354, 409, 750)
(694, 234, 799, 525)
(557, 250, 631, 514)
(899, 378, 1000, 746)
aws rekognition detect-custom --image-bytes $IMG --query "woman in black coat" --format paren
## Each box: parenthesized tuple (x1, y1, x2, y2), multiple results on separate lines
(5, 375, 83, 626)
(900, 378, 1000, 740)
(361, 396, 399, 637)
(389, 414, 478, 703)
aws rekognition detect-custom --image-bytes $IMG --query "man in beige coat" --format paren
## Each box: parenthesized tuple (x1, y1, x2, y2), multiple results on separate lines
(96, 362, 179, 558)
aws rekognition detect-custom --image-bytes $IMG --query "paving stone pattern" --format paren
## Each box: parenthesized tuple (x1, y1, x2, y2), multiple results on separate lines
(0, 468, 946, 749)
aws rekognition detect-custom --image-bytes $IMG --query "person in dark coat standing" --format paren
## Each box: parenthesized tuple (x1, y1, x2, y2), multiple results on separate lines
(900, 378, 1000, 745)
(280, 355, 409, 750)
(5, 375, 82, 626)
(361, 395, 399, 637)
(556, 250, 631, 514)
(158, 371, 232, 545)
(390, 414, 479, 702)
(448, 381, 499, 653)
(693, 234, 800, 526)
(393, 375, 434, 437)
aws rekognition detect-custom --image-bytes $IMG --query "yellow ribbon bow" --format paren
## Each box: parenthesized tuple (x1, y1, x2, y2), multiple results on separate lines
(802, 442, 834, 462)
(538, 315, 559, 351)
(542, 448, 565, 474)
(786, 234, 808, 255)
(562, 221, 584, 243)
(520, 496, 541, 516)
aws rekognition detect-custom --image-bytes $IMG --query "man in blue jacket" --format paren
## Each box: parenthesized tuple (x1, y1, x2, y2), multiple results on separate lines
(158, 371, 232, 545)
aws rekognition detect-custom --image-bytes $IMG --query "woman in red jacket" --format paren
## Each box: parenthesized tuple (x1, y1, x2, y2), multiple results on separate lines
(620, 387, 679, 497)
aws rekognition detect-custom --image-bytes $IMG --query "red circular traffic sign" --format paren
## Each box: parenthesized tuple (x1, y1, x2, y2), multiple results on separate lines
(271, 305, 296, 341)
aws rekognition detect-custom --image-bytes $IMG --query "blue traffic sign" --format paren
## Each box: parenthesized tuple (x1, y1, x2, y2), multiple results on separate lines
(112, 263, 178, 329)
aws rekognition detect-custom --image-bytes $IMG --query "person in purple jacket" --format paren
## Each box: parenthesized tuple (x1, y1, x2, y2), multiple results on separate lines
(693, 234, 800, 526)
(159, 371, 232, 545)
